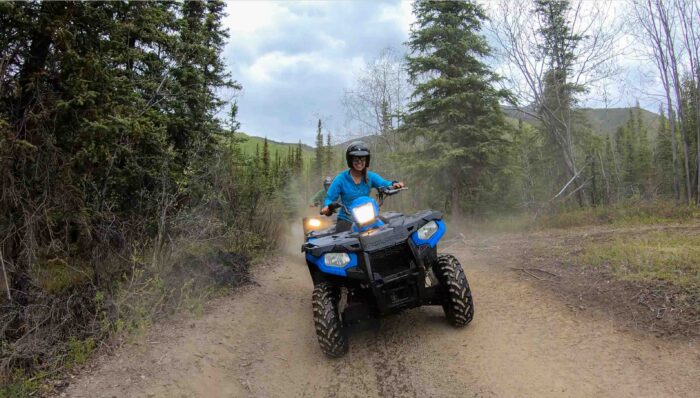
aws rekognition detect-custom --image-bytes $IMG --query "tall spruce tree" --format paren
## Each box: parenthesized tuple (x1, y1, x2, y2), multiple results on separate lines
(295, 141, 304, 176)
(655, 108, 675, 196)
(325, 132, 333, 175)
(169, 0, 236, 180)
(314, 119, 324, 178)
(404, 0, 510, 216)
(262, 137, 270, 179)
(534, 0, 586, 205)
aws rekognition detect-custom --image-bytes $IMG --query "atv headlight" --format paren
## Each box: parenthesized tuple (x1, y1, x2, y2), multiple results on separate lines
(352, 203, 376, 225)
(324, 253, 351, 267)
(307, 218, 322, 228)
(417, 221, 438, 240)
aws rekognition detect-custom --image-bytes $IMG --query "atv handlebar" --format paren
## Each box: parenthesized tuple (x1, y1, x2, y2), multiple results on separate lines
(378, 186, 408, 196)
(322, 202, 344, 216)
(321, 187, 407, 215)
(376, 186, 407, 207)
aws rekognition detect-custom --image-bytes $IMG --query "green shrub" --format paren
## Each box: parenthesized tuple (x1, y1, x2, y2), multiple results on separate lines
(66, 337, 96, 366)
(577, 231, 700, 293)
(537, 200, 699, 229)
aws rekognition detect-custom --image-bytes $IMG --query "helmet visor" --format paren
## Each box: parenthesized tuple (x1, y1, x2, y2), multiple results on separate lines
(348, 149, 369, 157)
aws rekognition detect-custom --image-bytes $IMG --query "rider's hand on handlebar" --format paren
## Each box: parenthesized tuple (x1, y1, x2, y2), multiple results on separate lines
(392, 181, 405, 189)
(320, 206, 331, 216)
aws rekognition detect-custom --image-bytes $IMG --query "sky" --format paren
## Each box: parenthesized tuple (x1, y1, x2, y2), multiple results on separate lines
(224, 0, 414, 145)
(223, 1, 664, 146)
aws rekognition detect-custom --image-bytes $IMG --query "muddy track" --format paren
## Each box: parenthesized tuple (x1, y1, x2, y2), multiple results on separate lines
(61, 229, 700, 398)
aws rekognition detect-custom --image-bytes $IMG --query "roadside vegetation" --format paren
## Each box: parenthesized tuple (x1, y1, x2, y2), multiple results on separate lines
(535, 201, 700, 229)
(0, 2, 303, 395)
(466, 200, 700, 337)
(579, 230, 700, 294)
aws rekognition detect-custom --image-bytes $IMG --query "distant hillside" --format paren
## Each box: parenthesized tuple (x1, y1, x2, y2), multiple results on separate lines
(235, 132, 314, 159)
(335, 134, 383, 149)
(581, 108, 660, 136)
(236, 133, 385, 158)
(238, 105, 662, 158)
(503, 106, 661, 137)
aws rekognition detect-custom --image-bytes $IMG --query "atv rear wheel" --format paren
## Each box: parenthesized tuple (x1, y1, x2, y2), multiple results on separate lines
(435, 254, 474, 327)
(312, 283, 348, 357)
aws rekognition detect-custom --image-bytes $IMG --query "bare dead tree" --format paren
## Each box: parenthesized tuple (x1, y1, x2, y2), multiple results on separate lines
(660, 0, 692, 203)
(489, 0, 623, 205)
(630, 0, 680, 200)
(630, 0, 695, 203)
(341, 48, 410, 151)
(674, 0, 700, 202)
(0, 249, 10, 301)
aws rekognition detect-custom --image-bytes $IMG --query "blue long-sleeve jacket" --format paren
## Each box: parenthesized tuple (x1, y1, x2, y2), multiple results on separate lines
(323, 170, 394, 222)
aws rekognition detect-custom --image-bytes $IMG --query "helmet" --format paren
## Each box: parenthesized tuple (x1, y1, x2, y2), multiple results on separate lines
(345, 141, 370, 168)
(323, 176, 332, 190)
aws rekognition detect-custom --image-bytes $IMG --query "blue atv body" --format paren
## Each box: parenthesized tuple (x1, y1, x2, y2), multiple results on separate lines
(302, 189, 474, 357)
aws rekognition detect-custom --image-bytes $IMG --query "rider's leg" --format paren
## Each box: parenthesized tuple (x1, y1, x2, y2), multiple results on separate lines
(335, 219, 352, 233)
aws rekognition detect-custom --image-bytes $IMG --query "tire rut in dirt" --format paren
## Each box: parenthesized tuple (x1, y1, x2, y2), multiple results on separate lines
(320, 316, 431, 397)
(436, 254, 474, 327)
(312, 283, 348, 358)
(323, 358, 375, 398)
(366, 317, 428, 398)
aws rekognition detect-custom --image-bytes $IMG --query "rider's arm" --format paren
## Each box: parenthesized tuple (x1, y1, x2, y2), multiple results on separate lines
(323, 176, 341, 207)
(367, 171, 394, 189)
(310, 189, 325, 206)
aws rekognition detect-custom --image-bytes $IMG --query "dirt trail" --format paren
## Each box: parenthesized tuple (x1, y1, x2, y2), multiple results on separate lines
(62, 228, 700, 398)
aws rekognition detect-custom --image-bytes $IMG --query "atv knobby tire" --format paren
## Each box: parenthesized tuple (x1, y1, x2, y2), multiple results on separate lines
(436, 254, 474, 327)
(312, 283, 348, 357)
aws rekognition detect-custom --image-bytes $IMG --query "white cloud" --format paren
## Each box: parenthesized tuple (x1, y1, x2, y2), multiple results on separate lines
(225, 1, 294, 35)
(223, 0, 411, 144)
(378, 0, 414, 36)
(244, 51, 334, 84)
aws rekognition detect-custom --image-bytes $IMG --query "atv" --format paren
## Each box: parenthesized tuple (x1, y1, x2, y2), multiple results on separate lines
(302, 207, 335, 236)
(302, 187, 474, 357)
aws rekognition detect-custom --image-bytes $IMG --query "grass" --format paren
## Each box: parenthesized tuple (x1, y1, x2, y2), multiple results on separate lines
(577, 231, 700, 294)
(535, 201, 700, 229)
(0, 337, 96, 397)
(480, 201, 700, 299)
(66, 337, 96, 366)
(471, 201, 700, 233)
(29, 258, 94, 294)
(0, 370, 44, 398)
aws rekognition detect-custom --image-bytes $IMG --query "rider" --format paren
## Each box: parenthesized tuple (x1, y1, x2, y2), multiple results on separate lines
(310, 176, 333, 207)
(321, 141, 404, 232)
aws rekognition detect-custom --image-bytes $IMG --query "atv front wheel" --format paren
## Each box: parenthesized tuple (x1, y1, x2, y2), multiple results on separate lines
(435, 254, 474, 327)
(312, 283, 348, 357)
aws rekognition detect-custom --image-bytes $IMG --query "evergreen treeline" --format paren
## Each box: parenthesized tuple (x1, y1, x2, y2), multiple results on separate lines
(1, 1, 230, 272)
(350, 0, 700, 218)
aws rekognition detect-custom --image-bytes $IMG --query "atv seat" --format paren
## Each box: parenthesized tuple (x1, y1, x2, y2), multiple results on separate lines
(379, 211, 403, 224)
(307, 226, 336, 239)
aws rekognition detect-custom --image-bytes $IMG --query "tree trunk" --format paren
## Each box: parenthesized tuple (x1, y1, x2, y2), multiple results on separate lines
(13, 2, 66, 138)
(668, 106, 681, 201)
(696, 66, 700, 204)
(671, 72, 692, 204)
(450, 166, 462, 219)
(590, 155, 597, 207)
(659, 0, 692, 203)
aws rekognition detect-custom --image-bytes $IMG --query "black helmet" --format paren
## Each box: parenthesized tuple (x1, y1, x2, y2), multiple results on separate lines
(345, 141, 370, 168)
(323, 176, 332, 190)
